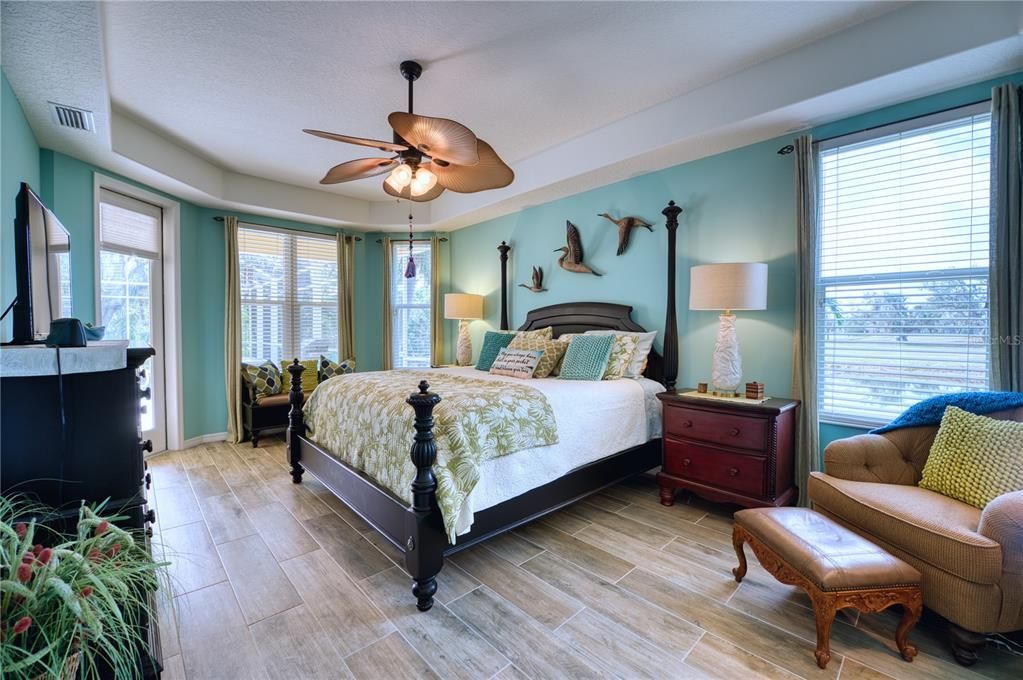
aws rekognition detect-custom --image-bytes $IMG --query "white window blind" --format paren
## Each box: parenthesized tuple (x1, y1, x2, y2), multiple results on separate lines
(816, 103, 992, 426)
(98, 188, 162, 259)
(389, 240, 433, 368)
(238, 225, 338, 365)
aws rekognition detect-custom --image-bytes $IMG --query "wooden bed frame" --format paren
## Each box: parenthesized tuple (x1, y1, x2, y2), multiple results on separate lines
(284, 201, 683, 611)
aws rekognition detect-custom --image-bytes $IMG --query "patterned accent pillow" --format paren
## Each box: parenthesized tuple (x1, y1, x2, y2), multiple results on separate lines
(514, 326, 554, 341)
(601, 333, 640, 380)
(280, 359, 319, 393)
(475, 331, 516, 371)
(319, 355, 355, 382)
(509, 334, 569, 378)
(489, 347, 544, 379)
(585, 330, 656, 378)
(558, 335, 615, 381)
(919, 406, 1023, 509)
(241, 361, 283, 400)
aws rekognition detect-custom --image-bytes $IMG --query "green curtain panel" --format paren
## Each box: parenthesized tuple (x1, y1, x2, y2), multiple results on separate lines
(991, 84, 1022, 392)
(430, 235, 444, 367)
(337, 234, 356, 362)
(381, 238, 393, 370)
(224, 216, 243, 442)
(792, 135, 820, 506)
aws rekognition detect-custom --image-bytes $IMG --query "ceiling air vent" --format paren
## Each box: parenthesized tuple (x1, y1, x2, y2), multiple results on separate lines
(48, 102, 95, 133)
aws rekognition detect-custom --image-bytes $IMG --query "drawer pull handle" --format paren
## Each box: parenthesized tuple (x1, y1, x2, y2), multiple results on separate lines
(683, 420, 693, 428)
(682, 458, 691, 467)
(728, 467, 739, 477)
(141, 439, 153, 453)
(729, 427, 740, 436)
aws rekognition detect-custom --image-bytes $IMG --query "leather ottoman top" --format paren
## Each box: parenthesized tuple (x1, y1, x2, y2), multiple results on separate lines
(734, 507, 921, 592)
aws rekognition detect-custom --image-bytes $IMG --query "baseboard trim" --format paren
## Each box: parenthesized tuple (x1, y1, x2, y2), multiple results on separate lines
(180, 432, 229, 450)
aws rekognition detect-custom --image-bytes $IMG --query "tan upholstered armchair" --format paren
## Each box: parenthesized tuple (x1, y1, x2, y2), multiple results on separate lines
(807, 407, 1023, 666)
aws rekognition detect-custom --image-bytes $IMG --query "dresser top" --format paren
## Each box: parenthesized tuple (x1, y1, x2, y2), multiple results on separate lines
(657, 389, 799, 415)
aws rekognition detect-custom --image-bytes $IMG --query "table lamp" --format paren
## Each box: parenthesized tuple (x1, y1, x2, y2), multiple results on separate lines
(445, 293, 484, 366)
(689, 263, 768, 395)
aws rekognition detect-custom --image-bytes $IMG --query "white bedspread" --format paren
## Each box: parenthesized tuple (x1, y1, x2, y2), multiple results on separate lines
(435, 367, 663, 537)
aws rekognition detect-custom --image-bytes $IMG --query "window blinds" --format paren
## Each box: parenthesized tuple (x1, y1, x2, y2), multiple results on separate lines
(816, 103, 991, 425)
(389, 240, 433, 368)
(98, 188, 162, 259)
(238, 225, 338, 364)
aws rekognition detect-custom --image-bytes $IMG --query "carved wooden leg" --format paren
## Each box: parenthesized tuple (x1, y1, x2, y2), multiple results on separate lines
(893, 595, 922, 662)
(659, 485, 675, 506)
(251, 432, 259, 448)
(731, 527, 748, 583)
(412, 576, 438, 612)
(810, 591, 838, 669)
(948, 622, 986, 666)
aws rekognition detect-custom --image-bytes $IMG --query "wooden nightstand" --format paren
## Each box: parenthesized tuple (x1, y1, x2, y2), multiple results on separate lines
(656, 391, 800, 508)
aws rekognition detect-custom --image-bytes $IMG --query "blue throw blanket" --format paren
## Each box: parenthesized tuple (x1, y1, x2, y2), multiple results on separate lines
(871, 391, 1023, 434)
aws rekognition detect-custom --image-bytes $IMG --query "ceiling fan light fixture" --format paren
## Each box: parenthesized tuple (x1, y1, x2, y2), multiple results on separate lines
(409, 168, 438, 196)
(385, 163, 414, 191)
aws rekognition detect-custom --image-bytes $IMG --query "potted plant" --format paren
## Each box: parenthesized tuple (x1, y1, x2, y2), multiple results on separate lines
(1, 496, 167, 679)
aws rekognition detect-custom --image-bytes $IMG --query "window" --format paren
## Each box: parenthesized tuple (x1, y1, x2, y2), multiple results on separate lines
(238, 225, 338, 365)
(389, 239, 433, 368)
(97, 188, 164, 441)
(816, 103, 991, 425)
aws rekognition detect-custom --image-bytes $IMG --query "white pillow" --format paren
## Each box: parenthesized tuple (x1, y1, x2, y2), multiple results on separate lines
(489, 347, 543, 379)
(584, 330, 657, 378)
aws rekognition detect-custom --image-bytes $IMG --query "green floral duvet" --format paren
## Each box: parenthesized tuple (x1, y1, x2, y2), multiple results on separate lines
(303, 370, 558, 542)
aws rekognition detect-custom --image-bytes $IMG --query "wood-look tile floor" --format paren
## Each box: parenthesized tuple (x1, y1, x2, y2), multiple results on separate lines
(148, 437, 1022, 680)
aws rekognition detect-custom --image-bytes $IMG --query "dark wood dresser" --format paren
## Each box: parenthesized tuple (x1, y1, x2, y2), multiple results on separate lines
(1, 346, 162, 678)
(656, 391, 799, 508)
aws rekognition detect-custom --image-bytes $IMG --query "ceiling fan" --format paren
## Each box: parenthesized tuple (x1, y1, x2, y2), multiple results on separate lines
(303, 60, 514, 202)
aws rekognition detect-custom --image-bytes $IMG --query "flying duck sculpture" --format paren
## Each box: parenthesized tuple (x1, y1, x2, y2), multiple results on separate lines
(518, 266, 547, 292)
(555, 221, 601, 276)
(598, 213, 653, 255)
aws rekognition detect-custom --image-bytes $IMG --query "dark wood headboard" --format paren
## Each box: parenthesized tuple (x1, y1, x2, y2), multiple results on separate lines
(517, 302, 665, 385)
(496, 201, 682, 390)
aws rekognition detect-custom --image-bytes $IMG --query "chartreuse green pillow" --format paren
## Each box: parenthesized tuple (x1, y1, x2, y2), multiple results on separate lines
(475, 331, 515, 371)
(280, 358, 319, 393)
(919, 406, 1023, 509)
(558, 334, 615, 381)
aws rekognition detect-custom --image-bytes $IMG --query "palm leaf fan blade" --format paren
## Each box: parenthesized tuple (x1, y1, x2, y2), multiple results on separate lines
(302, 129, 408, 153)
(431, 139, 514, 193)
(388, 112, 480, 166)
(320, 158, 398, 184)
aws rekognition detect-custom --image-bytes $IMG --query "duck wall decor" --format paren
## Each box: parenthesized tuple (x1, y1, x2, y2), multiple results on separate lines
(518, 266, 547, 292)
(598, 213, 653, 255)
(555, 221, 601, 276)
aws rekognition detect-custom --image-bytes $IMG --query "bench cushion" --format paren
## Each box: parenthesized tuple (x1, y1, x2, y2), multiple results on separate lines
(735, 507, 920, 592)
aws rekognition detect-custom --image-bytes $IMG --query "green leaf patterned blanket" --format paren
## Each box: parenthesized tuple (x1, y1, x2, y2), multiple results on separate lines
(303, 369, 559, 542)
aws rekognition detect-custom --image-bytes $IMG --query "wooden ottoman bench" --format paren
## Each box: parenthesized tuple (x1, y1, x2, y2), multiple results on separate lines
(731, 507, 923, 669)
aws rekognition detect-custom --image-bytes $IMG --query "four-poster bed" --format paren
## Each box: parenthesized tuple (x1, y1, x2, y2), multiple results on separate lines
(284, 201, 683, 610)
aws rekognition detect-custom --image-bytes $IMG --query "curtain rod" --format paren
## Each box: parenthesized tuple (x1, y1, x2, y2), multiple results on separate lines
(811, 97, 991, 145)
(376, 237, 448, 244)
(212, 215, 363, 241)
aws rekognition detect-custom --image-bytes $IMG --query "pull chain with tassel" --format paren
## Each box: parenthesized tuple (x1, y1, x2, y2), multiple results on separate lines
(403, 208, 416, 278)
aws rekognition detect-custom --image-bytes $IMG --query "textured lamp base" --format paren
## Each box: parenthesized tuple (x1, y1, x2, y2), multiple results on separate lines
(456, 319, 473, 366)
(711, 313, 741, 393)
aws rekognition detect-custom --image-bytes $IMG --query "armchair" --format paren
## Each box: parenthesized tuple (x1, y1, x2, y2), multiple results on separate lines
(807, 407, 1023, 666)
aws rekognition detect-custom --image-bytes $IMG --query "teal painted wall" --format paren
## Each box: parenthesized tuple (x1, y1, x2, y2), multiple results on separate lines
(1, 70, 41, 340)
(449, 70, 1023, 457)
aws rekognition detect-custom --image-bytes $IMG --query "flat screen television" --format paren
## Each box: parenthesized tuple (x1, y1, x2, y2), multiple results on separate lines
(9, 182, 72, 344)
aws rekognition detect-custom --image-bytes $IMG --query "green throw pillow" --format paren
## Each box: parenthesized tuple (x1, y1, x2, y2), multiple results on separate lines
(919, 406, 1023, 509)
(241, 361, 283, 400)
(558, 335, 615, 381)
(280, 358, 319, 393)
(475, 331, 515, 371)
(319, 355, 355, 382)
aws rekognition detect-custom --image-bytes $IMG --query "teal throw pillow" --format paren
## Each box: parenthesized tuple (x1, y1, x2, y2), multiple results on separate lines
(558, 335, 615, 381)
(475, 331, 516, 371)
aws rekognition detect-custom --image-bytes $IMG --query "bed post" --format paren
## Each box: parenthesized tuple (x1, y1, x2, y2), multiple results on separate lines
(286, 359, 305, 484)
(498, 241, 511, 330)
(404, 380, 444, 611)
(662, 201, 682, 392)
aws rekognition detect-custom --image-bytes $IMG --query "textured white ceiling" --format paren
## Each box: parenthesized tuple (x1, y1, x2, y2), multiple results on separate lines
(100, 1, 898, 200)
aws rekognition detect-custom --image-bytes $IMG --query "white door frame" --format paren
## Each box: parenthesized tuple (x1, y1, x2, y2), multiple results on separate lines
(93, 173, 183, 452)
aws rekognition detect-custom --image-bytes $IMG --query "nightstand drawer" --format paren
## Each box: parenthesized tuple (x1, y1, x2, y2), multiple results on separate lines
(663, 439, 766, 497)
(663, 406, 768, 451)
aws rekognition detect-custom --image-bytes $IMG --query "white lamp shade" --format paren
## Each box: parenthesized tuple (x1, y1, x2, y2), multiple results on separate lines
(689, 262, 768, 311)
(444, 293, 484, 320)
